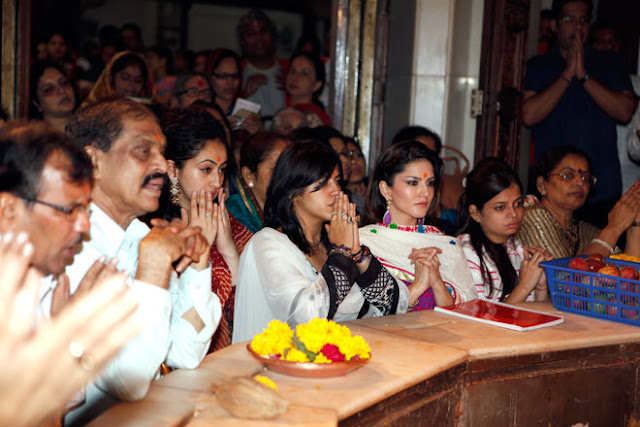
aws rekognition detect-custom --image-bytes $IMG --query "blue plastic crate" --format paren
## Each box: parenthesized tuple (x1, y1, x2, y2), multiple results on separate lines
(540, 256, 640, 326)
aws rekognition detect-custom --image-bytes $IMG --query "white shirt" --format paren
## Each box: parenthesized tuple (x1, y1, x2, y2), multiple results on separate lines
(242, 60, 286, 118)
(55, 204, 220, 425)
(232, 228, 409, 343)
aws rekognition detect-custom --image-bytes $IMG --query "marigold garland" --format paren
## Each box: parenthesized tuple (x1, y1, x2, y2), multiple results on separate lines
(250, 318, 371, 363)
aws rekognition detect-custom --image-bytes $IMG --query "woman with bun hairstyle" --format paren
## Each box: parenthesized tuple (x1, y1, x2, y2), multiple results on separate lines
(226, 131, 290, 232)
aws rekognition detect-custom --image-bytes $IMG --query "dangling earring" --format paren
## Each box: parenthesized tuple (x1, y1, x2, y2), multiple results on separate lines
(383, 199, 392, 225)
(170, 177, 180, 205)
(417, 217, 425, 233)
(248, 181, 254, 188)
(418, 218, 424, 226)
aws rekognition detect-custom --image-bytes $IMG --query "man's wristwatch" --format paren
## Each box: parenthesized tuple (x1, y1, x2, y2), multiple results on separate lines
(578, 74, 590, 84)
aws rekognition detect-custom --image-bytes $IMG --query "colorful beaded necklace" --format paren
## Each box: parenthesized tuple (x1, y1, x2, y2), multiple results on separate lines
(376, 221, 443, 234)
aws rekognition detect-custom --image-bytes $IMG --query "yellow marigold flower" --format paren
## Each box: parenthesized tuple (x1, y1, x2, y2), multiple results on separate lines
(253, 375, 278, 391)
(295, 318, 330, 353)
(250, 320, 293, 357)
(313, 353, 332, 364)
(284, 347, 310, 362)
(251, 318, 371, 364)
(337, 334, 371, 360)
(611, 253, 640, 263)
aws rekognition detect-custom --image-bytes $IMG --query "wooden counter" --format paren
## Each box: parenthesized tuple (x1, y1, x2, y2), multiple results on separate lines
(90, 303, 640, 426)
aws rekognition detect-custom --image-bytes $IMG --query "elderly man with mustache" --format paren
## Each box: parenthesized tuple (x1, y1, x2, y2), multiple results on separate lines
(64, 97, 221, 425)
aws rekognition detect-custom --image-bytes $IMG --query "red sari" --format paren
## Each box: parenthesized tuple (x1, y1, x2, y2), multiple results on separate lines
(208, 214, 253, 352)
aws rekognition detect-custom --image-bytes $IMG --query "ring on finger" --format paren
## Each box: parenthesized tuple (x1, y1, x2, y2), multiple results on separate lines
(330, 213, 338, 220)
(340, 212, 348, 220)
(69, 341, 96, 371)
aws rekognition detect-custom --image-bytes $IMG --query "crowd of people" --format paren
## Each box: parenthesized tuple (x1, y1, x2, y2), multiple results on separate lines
(2, 0, 640, 424)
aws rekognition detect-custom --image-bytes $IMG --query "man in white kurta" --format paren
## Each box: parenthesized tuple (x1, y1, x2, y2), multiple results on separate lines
(63, 98, 220, 425)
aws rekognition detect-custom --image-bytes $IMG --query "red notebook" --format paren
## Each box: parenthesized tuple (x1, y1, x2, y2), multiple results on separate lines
(434, 300, 564, 331)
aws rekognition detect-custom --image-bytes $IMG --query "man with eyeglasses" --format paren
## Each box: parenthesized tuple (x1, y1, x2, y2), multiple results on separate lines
(63, 97, 220, 425)
(0, 120, 115, 413)
(522, 0, 638, 228)
(0, 121, 91, 279)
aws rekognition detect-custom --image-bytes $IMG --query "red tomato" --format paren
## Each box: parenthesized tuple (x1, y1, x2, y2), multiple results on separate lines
(569, 257, 588, 271)
(588, 253, 604, 262)
(620, 267, 639, 280)
(598, 265, 621, 277)
(586, 259, 605, 272)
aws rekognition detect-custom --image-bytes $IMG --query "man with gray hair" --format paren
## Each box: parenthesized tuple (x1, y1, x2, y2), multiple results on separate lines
(64, 97, 220, 425)
(271, 106, 307, 135)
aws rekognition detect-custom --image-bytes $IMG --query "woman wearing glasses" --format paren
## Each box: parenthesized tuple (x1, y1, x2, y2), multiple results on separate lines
(207, 49, 262, 135)
(173, 73, 213, 109)
(517, 146, 640, 258)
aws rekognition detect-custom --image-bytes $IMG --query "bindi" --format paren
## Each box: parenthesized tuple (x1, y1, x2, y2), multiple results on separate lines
(216, 157, 222, 162)
(423, 173, 428, 178)
(197, 79, 205, 88)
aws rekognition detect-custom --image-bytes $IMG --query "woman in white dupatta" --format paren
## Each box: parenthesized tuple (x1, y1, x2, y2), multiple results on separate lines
(360, 141, 477, 311)
(233, 141, 418, 343)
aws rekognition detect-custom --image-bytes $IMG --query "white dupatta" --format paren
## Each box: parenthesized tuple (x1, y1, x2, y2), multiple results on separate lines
(359, 224, 478, 304)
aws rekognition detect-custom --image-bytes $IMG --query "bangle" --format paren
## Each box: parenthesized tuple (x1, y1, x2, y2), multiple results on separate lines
(327, 244, 352, 258)
(560, 74, 571, 84)
(351, 245, 371, 264)
(591, 238, 614, 255)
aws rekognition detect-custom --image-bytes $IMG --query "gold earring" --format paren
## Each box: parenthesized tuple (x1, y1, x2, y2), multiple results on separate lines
(170, 178, 180, 205)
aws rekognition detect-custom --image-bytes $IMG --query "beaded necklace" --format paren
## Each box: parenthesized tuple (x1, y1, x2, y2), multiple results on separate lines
(376, 222, 443, 234)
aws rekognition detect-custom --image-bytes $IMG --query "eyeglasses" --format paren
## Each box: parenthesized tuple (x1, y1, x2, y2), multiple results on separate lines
(177, 88, 213, 98)
(559, 15, 591, 24)
(21, 197, 90, 220)
(212, 73, 241, 81)
(548, 169, 597, 185)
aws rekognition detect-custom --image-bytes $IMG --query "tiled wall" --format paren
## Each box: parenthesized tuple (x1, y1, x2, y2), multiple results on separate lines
(409, 0, 483, 164)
